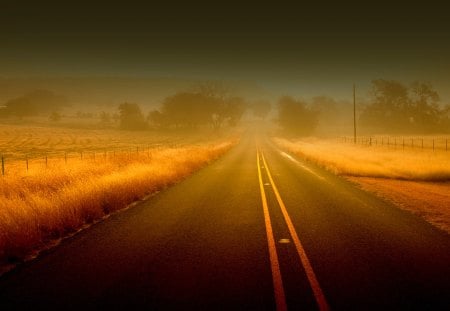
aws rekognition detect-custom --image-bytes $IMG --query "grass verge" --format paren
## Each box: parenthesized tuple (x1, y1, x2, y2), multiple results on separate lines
(274, 137, 450, 234)
(0, 139, 236, 269)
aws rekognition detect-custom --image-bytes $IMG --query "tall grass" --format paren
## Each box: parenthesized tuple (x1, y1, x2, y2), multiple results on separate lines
(0, 141, 235, 265)
(274, 137, 450, 181)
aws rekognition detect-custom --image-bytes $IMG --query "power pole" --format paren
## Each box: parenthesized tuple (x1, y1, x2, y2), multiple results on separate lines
(353, 84, 356, 144)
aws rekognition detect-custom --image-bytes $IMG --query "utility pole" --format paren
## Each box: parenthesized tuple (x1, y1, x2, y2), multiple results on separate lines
(353, 84, 356, 144)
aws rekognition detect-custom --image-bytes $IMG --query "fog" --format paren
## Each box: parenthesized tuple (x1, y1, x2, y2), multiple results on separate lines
(1, 2, 449, 136)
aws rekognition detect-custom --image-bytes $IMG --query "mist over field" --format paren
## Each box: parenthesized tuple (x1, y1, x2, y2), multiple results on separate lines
(0, 77, 449, 138)
(1, 1, 450, 136)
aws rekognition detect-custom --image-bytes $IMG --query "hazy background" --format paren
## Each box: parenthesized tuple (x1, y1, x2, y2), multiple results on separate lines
(1, 1, 450, 104)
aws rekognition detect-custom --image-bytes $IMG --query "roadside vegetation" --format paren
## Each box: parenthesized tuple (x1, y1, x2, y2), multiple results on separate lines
(274, 137, 450, 233)
(272, 78, 450, 233)
(0, 124, 238, 269)
(274, 137, 450, 181)
(0, 80, 273, 271)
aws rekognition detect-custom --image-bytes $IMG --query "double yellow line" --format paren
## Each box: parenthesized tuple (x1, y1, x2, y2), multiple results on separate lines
(257, 149, 329, 311)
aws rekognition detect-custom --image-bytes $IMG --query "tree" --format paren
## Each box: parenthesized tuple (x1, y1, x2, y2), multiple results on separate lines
(147, 110, 166, 129)
(277, 96, 318, 136)
(224, 97, 247, 126)
(156, 86, 247, 130)
(310, 96, 339, 126)
(360, 79, 410, 131)
(3, 97, 32, 118)
(118, 102, 147, 130)
(0, 90, 68, 118)
(160, 92, 215, 128)
(195, 81, 248, 129)
(360, 79, 445, 133)
(410, 82, 440, 131)
(195, 82, 229, 129)
(194, 81, 230, 101)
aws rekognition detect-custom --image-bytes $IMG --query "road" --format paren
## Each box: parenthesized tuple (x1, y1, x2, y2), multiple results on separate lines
(1, 129, 449, 310)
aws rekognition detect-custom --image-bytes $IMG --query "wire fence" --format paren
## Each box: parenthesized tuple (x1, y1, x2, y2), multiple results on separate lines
(339, 136, 449, 151)
(0, 143, 170, 176)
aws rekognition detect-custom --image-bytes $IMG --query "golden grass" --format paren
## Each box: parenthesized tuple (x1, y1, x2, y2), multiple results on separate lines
(274, 137, 450, 181)
(274, 137, 450, 234)
(0, 123, 224, 159)
(0, 124, 237, 266)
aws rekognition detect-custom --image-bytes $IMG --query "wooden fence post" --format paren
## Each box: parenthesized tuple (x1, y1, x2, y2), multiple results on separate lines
(45, 155, 48, 168)
(65, 152, 67, 164)
(1, 155, 4, 176)
(26, 155, 29, 172)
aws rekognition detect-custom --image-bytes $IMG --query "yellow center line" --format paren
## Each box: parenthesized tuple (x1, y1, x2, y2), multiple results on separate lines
(257, 149, 287, 311)
(261, 151, 330, 311)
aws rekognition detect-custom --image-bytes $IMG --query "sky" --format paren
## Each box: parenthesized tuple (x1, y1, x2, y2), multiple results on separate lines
(1, 1, 450, 100)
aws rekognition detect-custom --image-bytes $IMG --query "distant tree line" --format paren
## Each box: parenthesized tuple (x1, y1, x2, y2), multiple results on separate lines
(146, 83, 247, 130)
(0, 90, 69, 119)
(360, 79, 450, 133)
(275, 79, 450, 137)
(9, 80, 445, 136)
(0, 84, 274, 131)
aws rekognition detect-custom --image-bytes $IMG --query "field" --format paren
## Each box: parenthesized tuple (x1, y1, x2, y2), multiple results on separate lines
(274, 137, 450, 233)
(0, 123, 213, 162)
(0, 124, 237, 270)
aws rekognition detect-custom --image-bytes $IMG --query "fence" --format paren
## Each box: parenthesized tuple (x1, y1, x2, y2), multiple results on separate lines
(339, 136, 449, 151)
(0, 143, 168, 176)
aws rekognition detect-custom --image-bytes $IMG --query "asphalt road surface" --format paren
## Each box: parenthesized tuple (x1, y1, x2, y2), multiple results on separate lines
(1, 130, 449, 310)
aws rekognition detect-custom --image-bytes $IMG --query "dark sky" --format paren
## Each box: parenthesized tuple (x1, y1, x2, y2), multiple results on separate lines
(2, 1, 450, 99)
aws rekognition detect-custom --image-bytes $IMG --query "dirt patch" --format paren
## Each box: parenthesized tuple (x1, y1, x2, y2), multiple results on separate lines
(347, 177, 450, 234)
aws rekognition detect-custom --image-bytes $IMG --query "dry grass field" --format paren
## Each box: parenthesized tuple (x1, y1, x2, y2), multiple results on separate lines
(0, 124, 238, 268)
(274, 137, 450, 233)
(0, 123, 216, 160)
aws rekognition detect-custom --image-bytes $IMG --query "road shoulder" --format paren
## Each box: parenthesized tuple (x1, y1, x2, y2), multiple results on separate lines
(347, 177, 450, 234)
